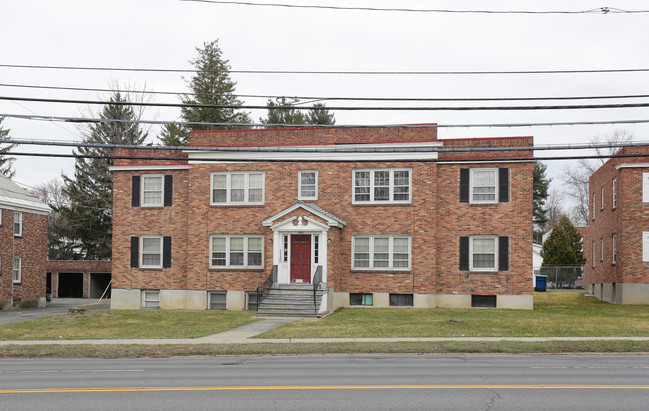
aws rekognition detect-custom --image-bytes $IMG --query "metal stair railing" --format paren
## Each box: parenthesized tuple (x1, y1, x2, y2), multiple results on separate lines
(256, 265, 277, 313)
(312, 265, 323, 314)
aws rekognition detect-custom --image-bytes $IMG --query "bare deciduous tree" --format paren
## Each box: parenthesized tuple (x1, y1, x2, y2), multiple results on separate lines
(560, 129, 633, 226)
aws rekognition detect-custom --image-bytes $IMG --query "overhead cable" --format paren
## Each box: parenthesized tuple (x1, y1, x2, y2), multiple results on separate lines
(3, 82, 649, 102)
(180, 1, 645, 15)
(4, 137, 649, 154)
(4, 95, 649, 111)
(0, 83, 649, 101)
(4, 112, 649, 129)
(3, 64, 649, 75)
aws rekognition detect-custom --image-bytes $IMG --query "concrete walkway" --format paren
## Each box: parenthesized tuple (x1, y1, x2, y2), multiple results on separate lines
(2, 317, 649, 346)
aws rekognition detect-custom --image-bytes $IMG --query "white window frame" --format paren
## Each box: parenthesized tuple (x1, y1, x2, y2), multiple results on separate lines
(141, 290, 160, 308)
(643, 173, 649, 203)
(592, 193, 596, 220)
(298, 170, 318, 200)
(140, 235, 163, 269)
(14, 211, 22, 236)
(352, 235, 411, 270)
(209, 235, 264, 269)
(469, 168, 498, 204)
(612, 234, 617, 265)
(12, 256, 21, 283)
(469, 235, 498, 272)
(643, 232, 649, 262)
(600, 238, 604, 262)
(210, 171, 265, 205)
(141, 174, 164, 207)
(592, 241, 596, 268)
(0, 208, 2, 225)
(612, 178, 617, 209)
(352, 168, 411, 204)
(601, 186, 604, 210)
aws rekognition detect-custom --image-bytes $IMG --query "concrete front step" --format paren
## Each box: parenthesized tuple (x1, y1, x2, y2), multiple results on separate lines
(257, 286, 325, 317)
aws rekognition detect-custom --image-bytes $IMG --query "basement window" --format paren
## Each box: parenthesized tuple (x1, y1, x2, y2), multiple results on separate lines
(209, 291, 227, 310)
(471, 295, 496, 308)
(246, 292, 258, 311)
(389, 294, 413, 307)
(141, 290, 160, 309)
(350, 293, 373, 306)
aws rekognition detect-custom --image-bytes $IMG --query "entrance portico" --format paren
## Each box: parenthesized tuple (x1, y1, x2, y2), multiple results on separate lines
(262, 202, 345, 286)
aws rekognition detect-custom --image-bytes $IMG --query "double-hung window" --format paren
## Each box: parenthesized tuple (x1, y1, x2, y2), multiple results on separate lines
(210, 235, 263, 269)
(470, 169, 497, 203)
(12, 257, 21, 283)
(612, 178, 617, 209)
(470, 236, 497, 271)
(141, 236, 163, 268)
(141, 175, 164, 207)
(612, 234, 617, 264)
(13, 211, 22, 236)
(352, 235, 411, 270)
(353, 168, 411, 204)
(298, 170, 318, 200)
(211, 172, 265, 205)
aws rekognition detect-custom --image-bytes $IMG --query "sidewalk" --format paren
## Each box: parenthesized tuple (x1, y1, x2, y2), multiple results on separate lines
(3, 318, 649, 346)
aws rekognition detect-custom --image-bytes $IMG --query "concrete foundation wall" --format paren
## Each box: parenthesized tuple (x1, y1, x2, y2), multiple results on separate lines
(373, 293, 390, 308)
(111, 289, 141, 309)
(160, 290, 207, 310)
(497, 295, 533, 310)
(620, 283, 649, 304)
(437, 294, 472, 308)
(226, 290, 246, 310)
(414, 294, 436, 308)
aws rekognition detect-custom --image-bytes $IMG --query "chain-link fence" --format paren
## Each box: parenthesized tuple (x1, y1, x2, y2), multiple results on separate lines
(535, 265, 583, 289)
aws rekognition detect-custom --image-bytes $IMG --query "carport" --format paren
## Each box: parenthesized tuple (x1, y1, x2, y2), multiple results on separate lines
(46, 260, 112, 299)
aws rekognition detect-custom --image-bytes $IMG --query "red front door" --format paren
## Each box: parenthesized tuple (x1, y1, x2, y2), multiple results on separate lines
(290, 235, 311, 283)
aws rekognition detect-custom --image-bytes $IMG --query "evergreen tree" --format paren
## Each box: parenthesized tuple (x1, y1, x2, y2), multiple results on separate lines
(541, 215, 585, 266)
(533, 162, 551, 242)
(181, 40, 251, 131)
(306, 102, 336, 125)
(0, 117, 17, 179)
(58, 91, 148, 260)
(261, 99, 336, 127)
(260, 98, 306, 126)
(158, 123, 190, 146)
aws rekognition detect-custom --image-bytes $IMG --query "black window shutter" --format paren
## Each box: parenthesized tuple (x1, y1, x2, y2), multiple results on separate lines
(499, 236, 509, 271)
(164, 175, 173, 207)
(499, 168, 509, 202)
(459, 169, 469, 203)
(163, 236, 172, 268)
(459, 236, 469, 270)
(130, 237, 139, 268)
(132, 176, 140, 207)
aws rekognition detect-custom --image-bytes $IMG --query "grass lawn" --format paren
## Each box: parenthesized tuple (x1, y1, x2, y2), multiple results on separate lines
(257, 291, 649, 339)
(0, 310, 258, 341)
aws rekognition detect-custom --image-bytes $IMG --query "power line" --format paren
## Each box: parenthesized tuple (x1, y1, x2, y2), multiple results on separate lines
(3, 63, 649, 75)
(3, 82, 649, 102)
(4, 95, 649, 111)
(180, 1, 646, 15)
(4, 112, 649, 129)
(5, 136, 649, 154)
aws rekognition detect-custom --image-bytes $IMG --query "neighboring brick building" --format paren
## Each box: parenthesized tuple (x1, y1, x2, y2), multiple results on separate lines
(585, 146, 649, 304)
(0, 176, 49, 309)
(46, 260, 112, 299)
(110, 126, 534, 311)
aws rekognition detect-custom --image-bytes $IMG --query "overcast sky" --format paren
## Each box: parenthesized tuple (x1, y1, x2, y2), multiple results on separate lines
(2, 0, 649, 201)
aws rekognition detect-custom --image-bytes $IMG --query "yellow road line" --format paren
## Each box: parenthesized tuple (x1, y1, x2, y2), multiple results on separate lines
(2, 385, 649, 394)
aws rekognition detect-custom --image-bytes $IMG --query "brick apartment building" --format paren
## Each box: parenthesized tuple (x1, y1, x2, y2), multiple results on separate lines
(0, 176, 49, 309)
(110, 126, 534, 312)
(585, 146, 649, 304)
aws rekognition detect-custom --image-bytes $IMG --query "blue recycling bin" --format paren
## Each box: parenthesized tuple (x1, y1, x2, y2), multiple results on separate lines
(535, 275, 547, 292)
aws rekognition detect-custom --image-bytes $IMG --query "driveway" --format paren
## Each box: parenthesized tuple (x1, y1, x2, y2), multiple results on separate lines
(0, 299, 110, 325)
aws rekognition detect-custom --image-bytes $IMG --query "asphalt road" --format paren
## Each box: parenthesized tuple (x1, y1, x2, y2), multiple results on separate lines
(1, 354, 648, 410)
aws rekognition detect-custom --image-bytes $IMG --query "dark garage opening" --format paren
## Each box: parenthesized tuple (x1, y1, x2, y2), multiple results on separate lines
(89, 273, 111, 299)
(58, 273, 84, 298)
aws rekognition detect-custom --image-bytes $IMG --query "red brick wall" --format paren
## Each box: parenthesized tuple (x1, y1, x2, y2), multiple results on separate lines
(0, 209, 48, 303)
(585, 146, 649, 286)
(190, 126, 438, 147)
(111, 127, 533, 298)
